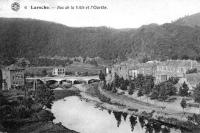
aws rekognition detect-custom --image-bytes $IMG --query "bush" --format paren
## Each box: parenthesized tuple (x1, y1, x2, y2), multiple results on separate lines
(31, 104, 43, 112)
(120, 82, 127, 90)
(168, 77, 179, 84)
(150, 91, 159, 100)
(179, 82, 189, 96)
(128, 89, 134, 95)
(0, 105, 13, 120)
(0, 93, 8, 106)
(37, 110, 55, 121)
(186, 68, 197, 74)
(112, 87, 117, 93)
(137, 89, 143, 97)
(35, 83, 55, 109)
(13, 105, 32, 118)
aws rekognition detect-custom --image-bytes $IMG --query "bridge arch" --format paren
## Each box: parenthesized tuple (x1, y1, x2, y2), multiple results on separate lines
(73, 80, 87, 84)
(88, 79, 100, 84)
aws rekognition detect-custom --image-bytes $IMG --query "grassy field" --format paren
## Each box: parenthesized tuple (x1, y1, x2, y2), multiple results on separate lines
(66, 62, 104, 75)
(25, 62, 104, 76)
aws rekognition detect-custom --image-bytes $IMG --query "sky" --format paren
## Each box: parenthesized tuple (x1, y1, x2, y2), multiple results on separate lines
(0, 0, 200, 29)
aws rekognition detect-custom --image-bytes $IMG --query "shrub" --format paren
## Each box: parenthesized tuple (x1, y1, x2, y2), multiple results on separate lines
(13, 105, 31, 118)
(112, 87, 117, 93)
(137, 89, 143, 97)
(128, 89, 134, 95)
(0, 105, 13, 120)
(179, 82, 189, 96)
(186, 68, 197, 74)
(168, 77, 179, 84)
(37, 110, 55, 121)
(0, 93, 8, 106)
(35, 83, 55, 109)
(150, 91, 159, 100)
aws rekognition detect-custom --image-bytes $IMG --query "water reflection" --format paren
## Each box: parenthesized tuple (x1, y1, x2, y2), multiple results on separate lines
(161, 127, 170, 133)
(52, 96, 190, 133)
(113, 111, 122, 127)
(145, 121, 154, 133)
(122, 112, 127, 121)
(105, 110, 182, 133)
(107, 110, 111, 115)
(152, 122, 162, 133)
(139, 117, 145, 129)
(129, 115, 137, 132)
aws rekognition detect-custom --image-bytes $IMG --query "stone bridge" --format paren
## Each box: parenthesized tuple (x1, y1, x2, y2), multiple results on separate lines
(26, 75, 100, 86)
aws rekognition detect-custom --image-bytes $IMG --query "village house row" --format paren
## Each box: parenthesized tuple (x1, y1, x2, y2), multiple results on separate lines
(106, 59, 200, 90)
(1, 59, 200, 91)
(0, 65, 66, 91)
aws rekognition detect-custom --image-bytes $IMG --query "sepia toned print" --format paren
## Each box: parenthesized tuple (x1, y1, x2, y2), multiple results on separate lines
(1, 0, 200, 133)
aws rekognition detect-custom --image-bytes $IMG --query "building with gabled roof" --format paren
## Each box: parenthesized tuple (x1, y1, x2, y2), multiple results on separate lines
(1, 64, 25, 90)
(154, 60, 200, 84)
(52, 66, 66, 76)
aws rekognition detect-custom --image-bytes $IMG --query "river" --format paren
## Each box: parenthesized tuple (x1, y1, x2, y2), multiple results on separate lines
(52, 96, 190, 133)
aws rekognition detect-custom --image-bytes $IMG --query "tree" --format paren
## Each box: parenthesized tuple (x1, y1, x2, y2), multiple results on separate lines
(171, 55, 178, 60)
(113, 111, 122, 127)
(181, 55, 189, 60)
(99, 70, 105, 81)
(120, 78, 127, 91)
(180, 98, 187, 114)
(35, 83, 55, 109)
(135, 74, 145, 89)
(16, 58, 30, 68)
(186, 68, 197, 74)
(159, 84, 168, 109)
(143, 75, 154, 95)
(159, 84, 168, 101)
(165, 81, 177, 96)
(129, 115, 137, 131)
(168, 77, 179, 85)
(150, 91, 159, 100)
(129, 81, 135, 95)
(193, 83, 200, 112)
(137, 89, 143, 100)
(114, 73, 120, 88)
(179, 82, 189, 96)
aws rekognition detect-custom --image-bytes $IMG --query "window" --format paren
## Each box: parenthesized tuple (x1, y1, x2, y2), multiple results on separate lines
(161, 75, 167, 82)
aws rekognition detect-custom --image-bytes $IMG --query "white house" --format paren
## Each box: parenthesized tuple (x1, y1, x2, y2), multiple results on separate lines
(52, 67, 65, 76)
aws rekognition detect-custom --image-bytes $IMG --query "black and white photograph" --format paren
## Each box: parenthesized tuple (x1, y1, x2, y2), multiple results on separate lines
(1, 0, 200, 133)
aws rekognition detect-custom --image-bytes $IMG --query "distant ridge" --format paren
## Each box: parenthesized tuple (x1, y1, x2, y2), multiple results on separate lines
(1, 13, 200, 62)
(173, 13, 200, 27)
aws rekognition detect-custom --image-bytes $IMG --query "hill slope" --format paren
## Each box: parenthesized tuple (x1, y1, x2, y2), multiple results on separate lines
(0, 18, 136, 60)
(1, 17, 200, 62)
(173, 13, 200, 27)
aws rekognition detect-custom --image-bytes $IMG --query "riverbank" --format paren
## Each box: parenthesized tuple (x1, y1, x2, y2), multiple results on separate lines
(14, 121, 78, 133)
(0, 87, 80, 133)
(76, 83, 200, 131)
(54, 87, 81, 101)
(13, 88, 81, 133)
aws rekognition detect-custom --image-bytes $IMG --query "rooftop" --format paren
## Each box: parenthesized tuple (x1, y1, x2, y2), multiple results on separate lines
(157, 60, 199, 68)
(2, 64, 24, 71)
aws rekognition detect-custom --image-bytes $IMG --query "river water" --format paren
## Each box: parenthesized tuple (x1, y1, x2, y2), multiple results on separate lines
(52, 96, 191, 133)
